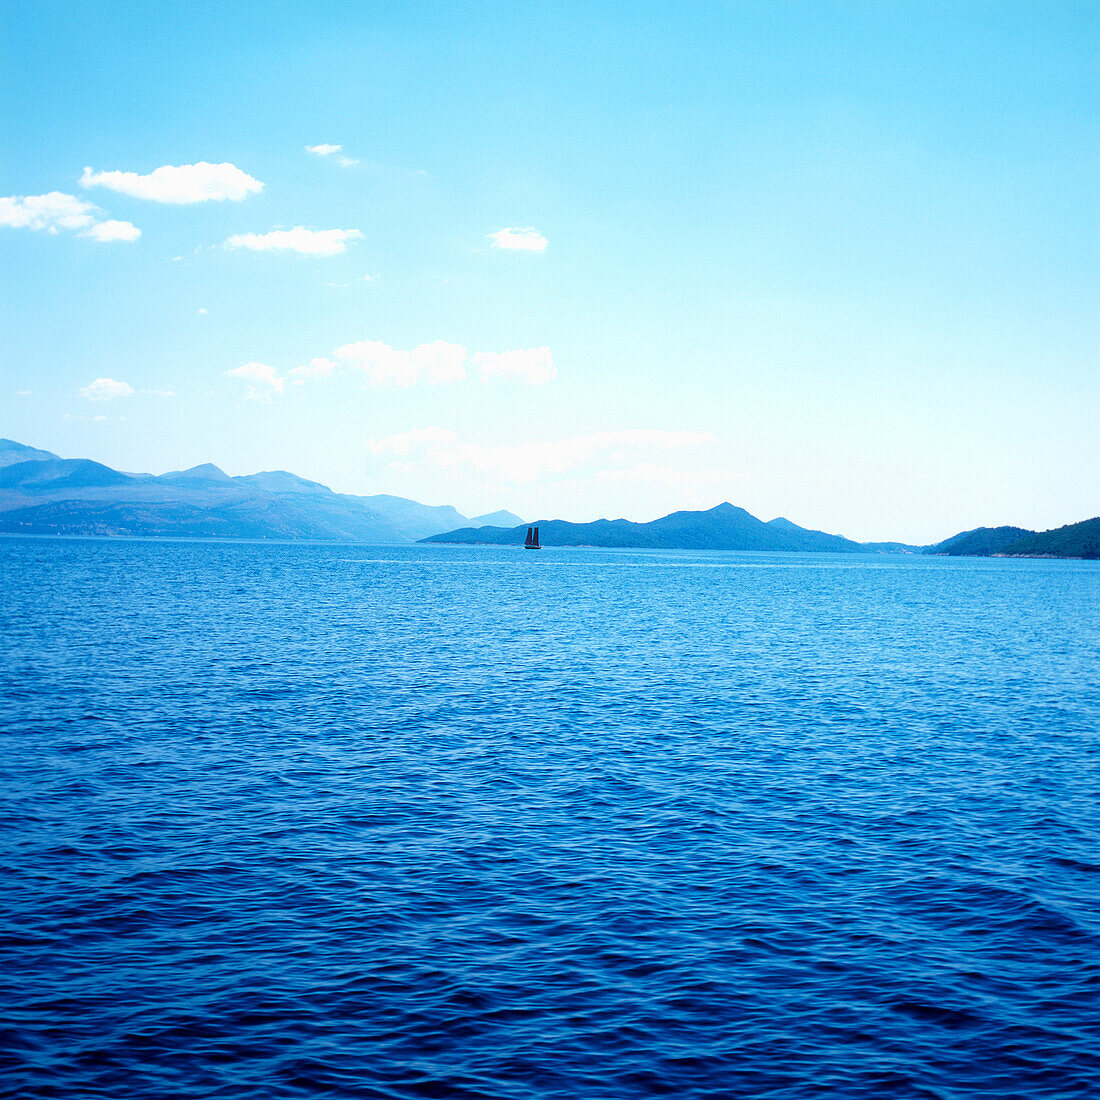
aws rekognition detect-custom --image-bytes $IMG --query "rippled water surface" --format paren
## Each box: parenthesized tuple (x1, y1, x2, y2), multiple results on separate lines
(2, 537, 1099, 1099)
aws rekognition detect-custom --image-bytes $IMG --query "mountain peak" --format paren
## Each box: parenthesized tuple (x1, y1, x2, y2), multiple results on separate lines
(162, 463, 234, 483)
(468, 509, 525, 528)
(236, 470, 333, 495)
(184, 463, 232, 480)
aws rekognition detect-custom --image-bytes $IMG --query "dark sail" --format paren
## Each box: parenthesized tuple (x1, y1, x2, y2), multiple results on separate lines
(524, 525, 540, 550)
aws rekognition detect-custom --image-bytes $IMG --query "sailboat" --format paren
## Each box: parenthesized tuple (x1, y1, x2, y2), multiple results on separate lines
(524, 525, 540, 550)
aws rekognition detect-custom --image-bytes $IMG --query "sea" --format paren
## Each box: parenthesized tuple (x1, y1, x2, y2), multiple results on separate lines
(1, 536, 1098, 1099)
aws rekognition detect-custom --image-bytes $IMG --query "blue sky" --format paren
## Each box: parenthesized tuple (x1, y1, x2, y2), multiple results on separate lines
(1, 0, 1096, 541)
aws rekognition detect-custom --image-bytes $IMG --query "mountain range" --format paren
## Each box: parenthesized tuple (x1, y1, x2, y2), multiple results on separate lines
(0, 439, 521, 543)
(925, 520, 1099, 560)
(421, 504, 870, 553)
(1, 439, 1095, 557)
(426, 512, 1098, 558)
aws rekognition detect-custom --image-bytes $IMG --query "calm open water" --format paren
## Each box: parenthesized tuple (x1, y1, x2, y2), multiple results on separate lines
(1, 536, 1099, 1099)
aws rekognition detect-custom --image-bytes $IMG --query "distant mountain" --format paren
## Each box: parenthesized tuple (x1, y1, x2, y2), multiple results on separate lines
(0, 499, 385, 541)
(0, 458, 137, 492)
(468, 509, 525, 528)
(998, 518, 1100, 560)
(861, 541, 924, 554)
(762, 515, 864, 552)
(0, 473, 407, 542)
(160, 462, 238, 486)
(351, 494, 468, 543)
(923, 520, 1100, 559)
(236, 470, 333, 495)
(927, 526, 1034, 557)
(0, 439, 60, 468)
(2, 438, 1091, 556)
(421, 503, 867, 553)
(0, 440, 513, 543)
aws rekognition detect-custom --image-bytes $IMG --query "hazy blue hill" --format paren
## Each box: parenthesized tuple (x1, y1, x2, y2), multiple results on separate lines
(766, 516, 867, 552)
(351, 494, 470, 541)
(270, 496, 406, 543)
(0, 439, 60, 467)
(5, 437, 1086, 554)
(927, 526, 1034, 556)
(0, 483, 408, 542)
(468, 509, 524, 528)
(236, 471, 335, 496)
(0, 459, 136, 492)
(158, 463, 238, 488)
(422, 519, 630, 547)
(0, 439, 487, 543)
(422, 503, 865, 552)
(0, 500, 278, 539)
(861, 541, 924, 554)
(1000, 518, 1100, 560)
(760, 514, 863, 551)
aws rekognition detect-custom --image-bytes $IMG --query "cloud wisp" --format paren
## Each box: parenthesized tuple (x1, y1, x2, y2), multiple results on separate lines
(1, 192, 140, 242)
(225, 362, 284, 400)
(81, 163, 263, 203)
(489, 227, 548, 252)
(229, 340, 556, 395)
(330, 340, 469, 387)
(306, 143, 358, 166)
(225, 228, 362, 256)
(474, 348, 555, 385)
(368, 428, 716, 484)
(80, 377, 134, 400)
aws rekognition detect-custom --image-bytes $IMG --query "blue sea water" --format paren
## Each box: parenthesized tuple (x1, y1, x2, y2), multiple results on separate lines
(1, 536, 1099, 1100)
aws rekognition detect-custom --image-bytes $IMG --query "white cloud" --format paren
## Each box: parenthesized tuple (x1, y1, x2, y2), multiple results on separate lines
(197, 307, 208, 314)
(474, 347, 555, 385)
(245, 340, 554, 395)
(306, 144, 358, 167)
(366, 428, 715, 484)
(369, 427, 459, 456)
(226, 361, 284, 399)
(1, 192, 143, 243)
(335, 340, 468, 387)
(1, 191, 96, 231)
(81, 219, 140, 242)
(489, 227, 548, 252)
(225, 227, 362, 256)
(81, 162, 263, 203)
(80, 377, 134, 401)
(288, 357, 336, 385)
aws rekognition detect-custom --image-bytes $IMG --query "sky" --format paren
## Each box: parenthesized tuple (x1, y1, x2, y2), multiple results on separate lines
(1, 0, 1096, 543)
